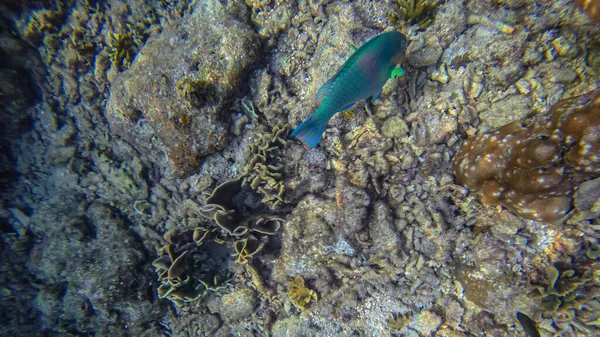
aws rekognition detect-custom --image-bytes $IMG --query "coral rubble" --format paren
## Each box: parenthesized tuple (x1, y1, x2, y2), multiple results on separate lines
(453, 89, 600, 222)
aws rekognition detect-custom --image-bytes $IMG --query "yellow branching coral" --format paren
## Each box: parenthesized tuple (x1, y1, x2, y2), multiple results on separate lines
(387, 312, 412, 332)
(288, 275, 317, 310)
(390, 0, 438, 30)
(107, 31, 135, 69)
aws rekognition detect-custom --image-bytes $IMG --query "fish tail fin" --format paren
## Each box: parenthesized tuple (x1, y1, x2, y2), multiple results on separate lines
(291, 112, 328, 148)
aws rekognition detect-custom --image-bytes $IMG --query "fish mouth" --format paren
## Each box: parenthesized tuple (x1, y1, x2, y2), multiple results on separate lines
(392, 53, 404, 64)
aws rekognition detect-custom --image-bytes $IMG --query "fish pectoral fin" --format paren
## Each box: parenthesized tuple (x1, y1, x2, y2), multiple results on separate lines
(370, 90, 382, 103)
(340, 103, 355, 111)
(315, 80, 334, 105)
(391, 67, 405, 79)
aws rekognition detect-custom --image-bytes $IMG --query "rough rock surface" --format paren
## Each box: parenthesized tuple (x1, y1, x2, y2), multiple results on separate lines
(106, 3, 259, 176)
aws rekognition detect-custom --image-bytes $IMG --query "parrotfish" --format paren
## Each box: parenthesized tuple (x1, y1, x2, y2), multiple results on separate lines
(291, 31, 408, 148)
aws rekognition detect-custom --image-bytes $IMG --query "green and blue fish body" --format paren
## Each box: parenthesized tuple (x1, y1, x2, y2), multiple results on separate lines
(291, 31, 408, 148)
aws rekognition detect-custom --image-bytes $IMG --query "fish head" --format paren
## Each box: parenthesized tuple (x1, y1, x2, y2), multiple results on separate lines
(384, 31, 407, 64)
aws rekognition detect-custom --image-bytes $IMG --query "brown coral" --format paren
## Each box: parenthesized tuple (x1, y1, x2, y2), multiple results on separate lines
(575, 0, 600, 22)
(287, 275, 317, 310)
(453, 89, 600, 222)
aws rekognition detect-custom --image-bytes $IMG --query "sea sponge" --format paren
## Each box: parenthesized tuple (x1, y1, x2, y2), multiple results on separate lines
(453, 89, 600, 222)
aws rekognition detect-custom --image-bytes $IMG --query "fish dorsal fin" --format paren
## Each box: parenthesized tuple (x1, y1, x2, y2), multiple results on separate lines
(333, 33, 386, 77)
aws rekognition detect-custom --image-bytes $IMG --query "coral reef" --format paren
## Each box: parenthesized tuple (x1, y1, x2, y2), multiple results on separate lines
(106, 3, 260, 176)
(153, 228, 232, 306)
(241, 124, 290, 209)
(153, 172, 285, 307)
(106, 32, 134, 69)
(2, 0, 600, 336)
(390, 0, 439, 30)
(287, 275, 317, 311)
(453, 89, 600, 222)
(529, 264, 600, 335)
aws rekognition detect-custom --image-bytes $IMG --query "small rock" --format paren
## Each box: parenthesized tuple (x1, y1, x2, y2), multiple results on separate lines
(549, 67, 578, 84)
(220, 288, 258, 322)
(409, 310, 442, 335)
(106, 4, 260, 176)
(381, 116, 409, 138)
(406, 34, 443, 68)
(369, 201, 399, 249)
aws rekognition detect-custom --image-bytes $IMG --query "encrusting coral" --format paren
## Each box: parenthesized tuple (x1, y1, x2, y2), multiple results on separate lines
(453, 89, 600, 222)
